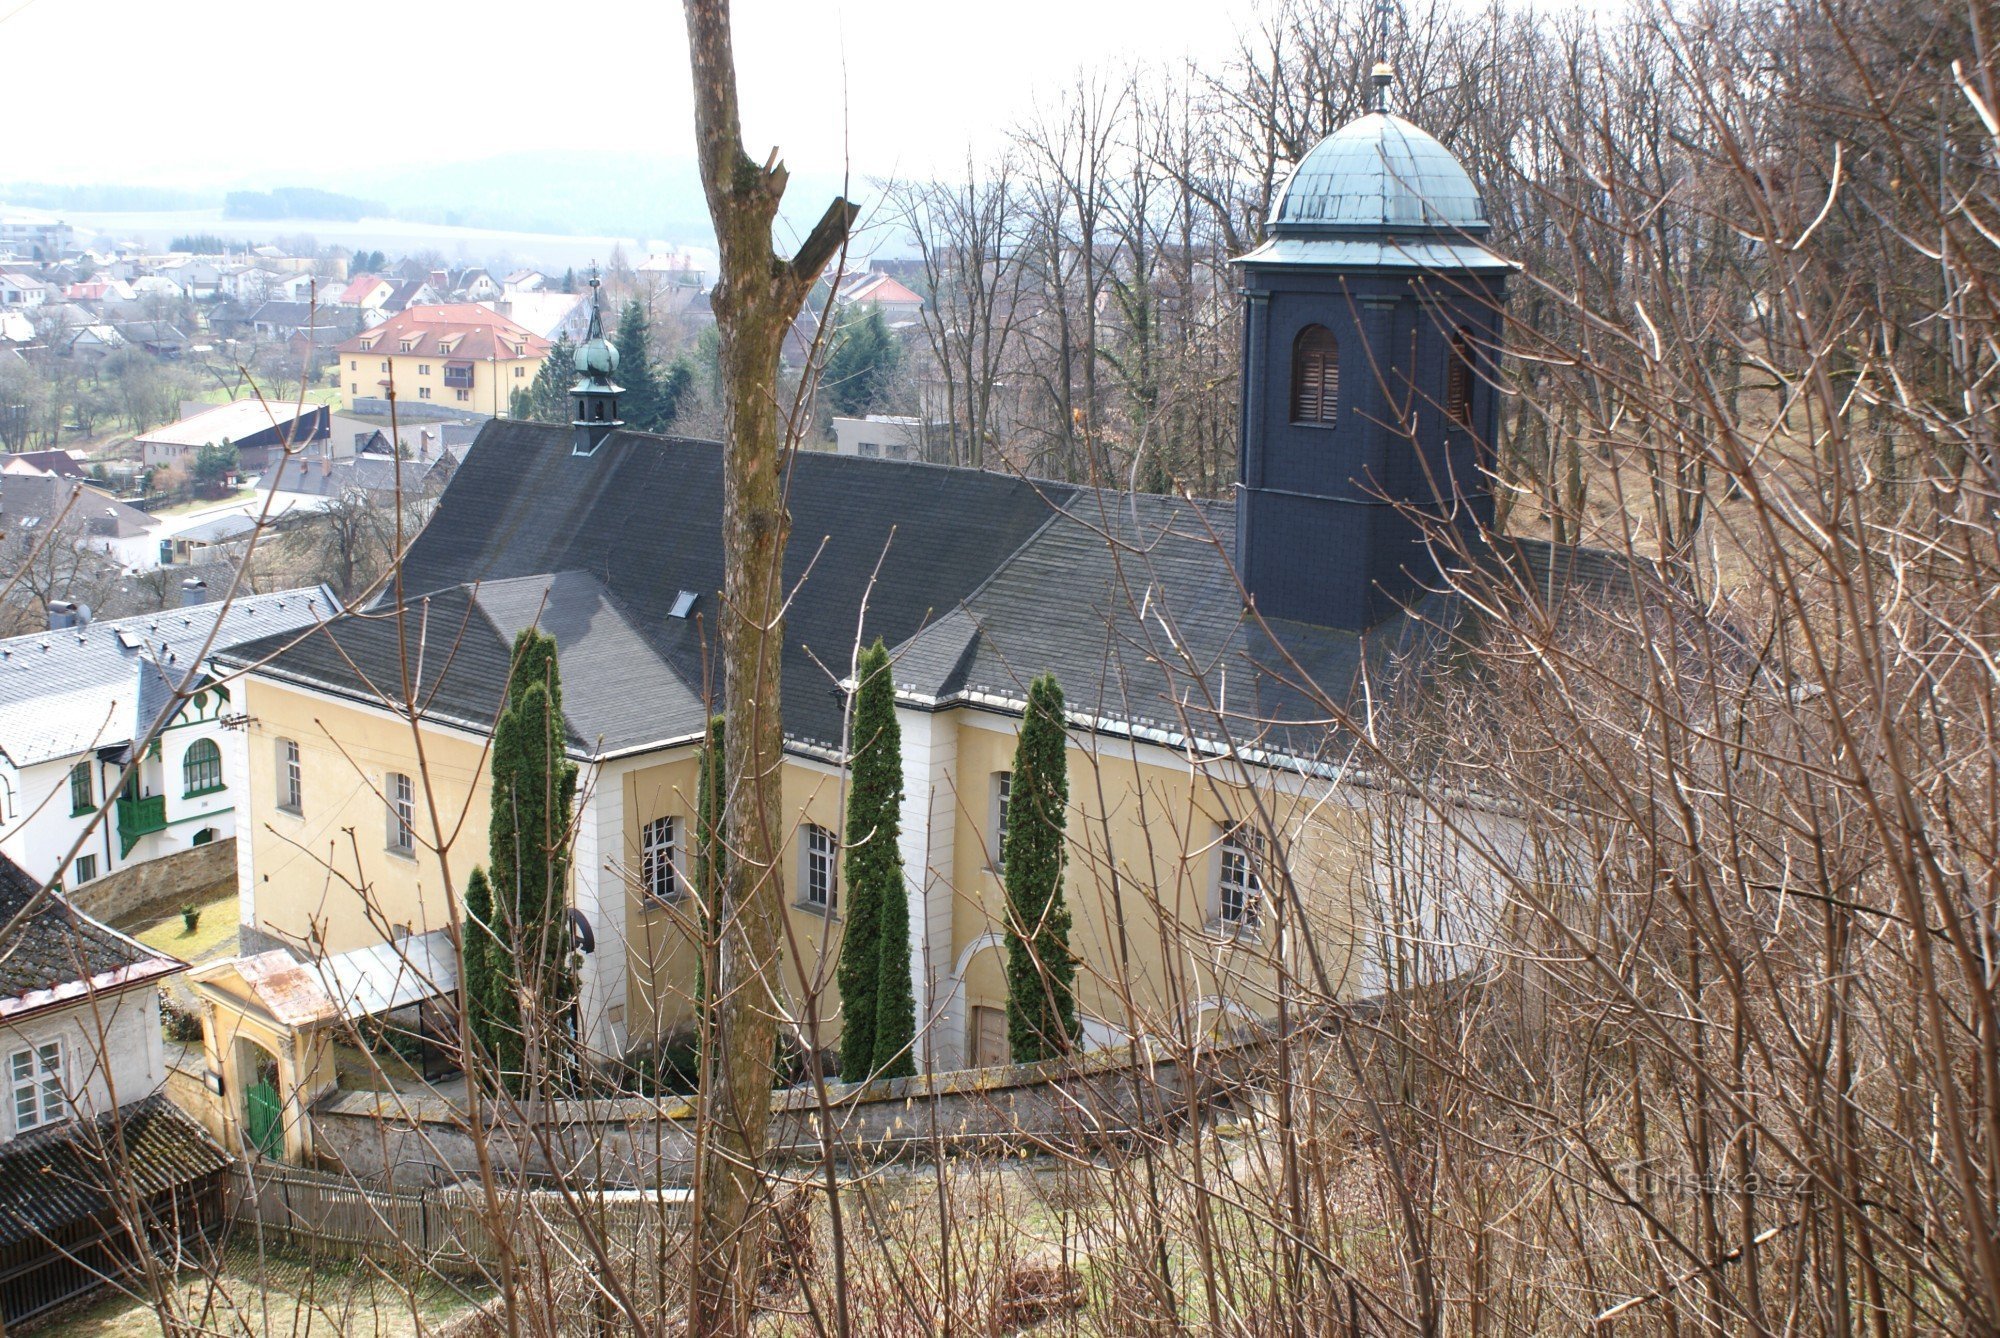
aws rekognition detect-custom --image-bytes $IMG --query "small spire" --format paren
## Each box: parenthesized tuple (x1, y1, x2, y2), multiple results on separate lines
(1370, 0, 1397, 113)
(583, 263, 606, 342)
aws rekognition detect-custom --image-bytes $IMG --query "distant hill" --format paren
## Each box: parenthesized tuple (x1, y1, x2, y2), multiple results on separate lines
(335, 150, 871, 248)
(226, 187, 382, 222)
(0, 182, 218, 212)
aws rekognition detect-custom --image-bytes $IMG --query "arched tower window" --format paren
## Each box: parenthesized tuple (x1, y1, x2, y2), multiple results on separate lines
(1290, 325, 1340, 425)
(1446, 328, 1476, 427)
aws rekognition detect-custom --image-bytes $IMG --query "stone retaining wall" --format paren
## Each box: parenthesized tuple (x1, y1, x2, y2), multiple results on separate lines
(311, 1035, 1272, 1189)
(72, 838, 236, 924)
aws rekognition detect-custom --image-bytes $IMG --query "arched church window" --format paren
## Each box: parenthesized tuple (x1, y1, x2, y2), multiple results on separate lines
(1446, 328, 1476, 427)
(1290, 325, 1339, 425)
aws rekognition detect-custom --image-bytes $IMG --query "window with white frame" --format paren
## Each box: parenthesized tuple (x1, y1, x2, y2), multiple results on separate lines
(992, 772, 1012, 870)
(1218, 831, 1264, 929)
(278, 738, 301, 813)
(802, 823, 838, 912)
(641, 816, 680, 903)
(10, 1041, 66, 1133)
(386, 772, 415, 852)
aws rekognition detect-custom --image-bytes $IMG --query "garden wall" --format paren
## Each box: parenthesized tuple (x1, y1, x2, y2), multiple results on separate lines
(311, 1034, 1271, 1190)
(72, 837, 236, 924)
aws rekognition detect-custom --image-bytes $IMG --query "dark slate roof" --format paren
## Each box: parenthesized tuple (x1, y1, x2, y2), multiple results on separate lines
(216, 420, 1655, 769)
(0, 585, 340, 767)
(0, 853, 178, 1007)
(888, 490, 1457, 765)
(0, 1095, 229, 1247)
(220, 423, 1074, 756)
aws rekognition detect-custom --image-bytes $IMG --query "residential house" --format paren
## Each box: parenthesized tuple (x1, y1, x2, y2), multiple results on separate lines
(129, 275, 186, 304)
(136, 399, 331, 474)
(157, 257, 224, 298)
(502, 268, 548, 294)
(0, 273, 50, 308)
(0, 855, 229, 1329)
(6, 450, 84, 479)
(381, 278, 441, 315)
(0, 207, 71, 262)
(0, 466, 158, 570)
(63, 277, 138, 305)
(830, 414, 944, 462)
(454, 268, 502, 302)
(247, 300, 342, 342)
(336, 304, 549, 416)
(334, 272, 394, 314)
(256, 448, 459, 508)
(114, 321, 190, 359)
(0, 586, 338, 894)
(61, 324, 127, 358)
(835, 269, 925, 326)
(480, 291, 589, 343)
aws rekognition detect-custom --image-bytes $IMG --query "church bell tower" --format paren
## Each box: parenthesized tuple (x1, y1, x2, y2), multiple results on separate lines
(570, 270, 624, 456)
(1232, 61, 1510, 630)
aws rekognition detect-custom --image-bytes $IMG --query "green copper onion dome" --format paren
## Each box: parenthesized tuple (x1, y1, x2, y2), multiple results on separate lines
(570, 273, 622, 389)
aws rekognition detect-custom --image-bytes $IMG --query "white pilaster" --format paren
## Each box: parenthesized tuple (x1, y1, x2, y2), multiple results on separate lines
(897, 705, 959, 1071)
(571, 760, 630, 1060)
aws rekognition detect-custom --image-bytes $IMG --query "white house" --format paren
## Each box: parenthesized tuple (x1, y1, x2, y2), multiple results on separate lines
(0, 273, 50, 309)
(0, 587, 339, 897)
(831, 414, 942, 462)
(0, 853, 230, 1327)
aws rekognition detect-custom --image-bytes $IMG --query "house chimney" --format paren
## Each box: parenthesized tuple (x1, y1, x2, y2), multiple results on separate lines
(48, 599, 80, 630)
(180, 578, 208, 607)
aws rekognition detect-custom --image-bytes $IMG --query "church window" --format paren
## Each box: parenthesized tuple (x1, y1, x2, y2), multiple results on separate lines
(1446, 329, 1476, 427)
(1290, 325, 1339, 424)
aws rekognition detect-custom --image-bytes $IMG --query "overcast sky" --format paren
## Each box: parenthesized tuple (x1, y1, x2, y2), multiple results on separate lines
(2, 0, 1250, 186)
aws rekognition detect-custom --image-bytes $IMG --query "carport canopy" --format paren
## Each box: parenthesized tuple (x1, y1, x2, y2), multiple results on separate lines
(310, 929, 458, 1021)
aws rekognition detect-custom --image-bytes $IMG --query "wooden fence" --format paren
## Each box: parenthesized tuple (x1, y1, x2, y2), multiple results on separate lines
(225, 1163, 687, 1277)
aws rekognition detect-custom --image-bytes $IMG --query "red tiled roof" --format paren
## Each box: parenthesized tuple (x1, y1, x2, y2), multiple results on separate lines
(840, 272, 923, 307)
(338, 303, 551, 361)
(338, 272, 389, 305)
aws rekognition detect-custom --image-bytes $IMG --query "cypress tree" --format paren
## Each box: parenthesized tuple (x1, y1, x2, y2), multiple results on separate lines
(836, 640, 914, 1080)
(1002, 674, 1077, 1062)
(462, 865, 500, 1064)
(487, 629, 578, 1091)
(823, 306, 901, 416)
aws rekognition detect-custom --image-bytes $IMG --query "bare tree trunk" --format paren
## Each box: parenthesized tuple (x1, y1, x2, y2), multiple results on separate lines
(681, 3, 857, 1329)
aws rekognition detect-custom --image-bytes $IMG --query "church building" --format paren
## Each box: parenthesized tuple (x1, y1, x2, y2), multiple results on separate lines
(206, 82, 1570, 1120)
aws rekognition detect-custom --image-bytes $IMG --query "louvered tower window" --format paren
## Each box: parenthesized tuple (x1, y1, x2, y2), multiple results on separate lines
(1290, 325, 1339, 424)
(1446, 329, 1476, 427)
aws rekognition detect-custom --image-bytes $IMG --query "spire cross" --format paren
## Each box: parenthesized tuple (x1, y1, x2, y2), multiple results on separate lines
(1370, 0, 1397, 113)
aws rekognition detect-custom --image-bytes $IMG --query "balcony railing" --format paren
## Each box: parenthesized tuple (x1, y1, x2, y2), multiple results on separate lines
(117, 794, 166, 856)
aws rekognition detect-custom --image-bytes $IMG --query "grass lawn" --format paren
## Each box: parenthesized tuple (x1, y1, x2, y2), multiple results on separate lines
(54, 1245, 487, 1337)
(190, 385, 343, 411)
(116, 886, 239, 966)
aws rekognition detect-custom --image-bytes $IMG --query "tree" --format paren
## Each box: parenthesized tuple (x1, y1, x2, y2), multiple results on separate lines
(189, 441, 239, 497)
(485, 628, 579, 1093)
(681, 0, 858, 1321)
(612, 301, 692, 432)
(822, 305, 901, 416)
(461, 865, 502, 1065)
(1003, 673, 1077, 1062)
(836, 639, 915, 1080)
(517, 335, 576, 423)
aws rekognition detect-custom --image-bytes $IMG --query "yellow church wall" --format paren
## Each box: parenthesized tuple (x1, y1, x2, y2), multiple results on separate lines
(941, 707, 1374, 1057)
(242, 676, 490, 955)
(617, 747, 850, 1050)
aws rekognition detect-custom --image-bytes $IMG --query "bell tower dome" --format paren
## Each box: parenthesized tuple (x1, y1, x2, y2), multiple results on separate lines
(1231, 63, 1510, 629)
(570, 270, 624, 456)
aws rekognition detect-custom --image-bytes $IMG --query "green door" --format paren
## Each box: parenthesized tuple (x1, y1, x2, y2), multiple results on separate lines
(244, 1078, 282, 1158)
